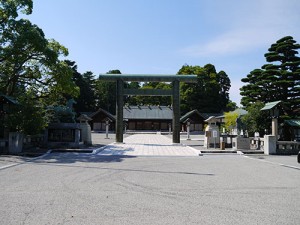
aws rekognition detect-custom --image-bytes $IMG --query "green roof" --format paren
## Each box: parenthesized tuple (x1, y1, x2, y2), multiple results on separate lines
(285, 120, 300, 127)
(261, 101, 281, 111)
(124, 106, 173, 120)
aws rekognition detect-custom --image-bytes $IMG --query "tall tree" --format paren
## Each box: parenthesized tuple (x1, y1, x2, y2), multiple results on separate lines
(67, 60, 96, 113)
(0, 0, 78, 100)
(178, 64, 232, 114)
(0, 0, 79, 135)
(94, 70, 120, 114)
(240, 102, 269, 137)
(240, 36, 300, 118)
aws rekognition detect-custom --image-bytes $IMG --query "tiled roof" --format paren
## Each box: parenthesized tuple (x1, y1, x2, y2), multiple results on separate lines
(124, 105, 173, 120)
(89, 108, 116, 120)
(180, 109, 202, 122)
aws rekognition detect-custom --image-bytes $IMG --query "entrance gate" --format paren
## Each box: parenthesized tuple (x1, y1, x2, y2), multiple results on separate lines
(98, 74, 197, 143)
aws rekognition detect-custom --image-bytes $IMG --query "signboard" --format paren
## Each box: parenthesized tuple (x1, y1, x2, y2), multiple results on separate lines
(213, 130, 218, 138)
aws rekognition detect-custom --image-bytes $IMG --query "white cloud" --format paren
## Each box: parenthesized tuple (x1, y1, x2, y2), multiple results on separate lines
(181, 0, 300, 57)
(181, 28, 275, 57)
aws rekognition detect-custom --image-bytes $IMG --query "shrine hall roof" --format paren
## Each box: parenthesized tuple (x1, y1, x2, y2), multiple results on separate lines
(123, 105, 173, 120)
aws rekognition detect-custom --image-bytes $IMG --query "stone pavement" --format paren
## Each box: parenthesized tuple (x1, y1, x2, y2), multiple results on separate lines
(95, 133, 200, 156)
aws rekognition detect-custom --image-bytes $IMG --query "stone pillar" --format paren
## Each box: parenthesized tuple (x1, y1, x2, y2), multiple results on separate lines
(186, 120, 191, 140)
(264, 135, 276, 155)
(105, 120, 109, 139)
(116, 79, 124, 143)
(80, 122, 92, 145)
(272, 118, 278, 140)
(9, 132, 23, 154)
(172, 80, 180, 143)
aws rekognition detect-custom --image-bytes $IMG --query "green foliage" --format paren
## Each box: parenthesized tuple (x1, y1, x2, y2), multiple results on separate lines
(240, 36, 300, 118)
(0, 0, 79, 99)
(5, 92, 49, 135)
(226, 100, 238, 111)
(224, 112, 239, 131)
(94, 70, 121, 114)
(0, 0, 79, 135)
(241, 102, 269, 136)
(178, 64, 232, 114)
(0, 0, 33, 23)
(132, 82, 171, 106)
(67, 61, 96, 113)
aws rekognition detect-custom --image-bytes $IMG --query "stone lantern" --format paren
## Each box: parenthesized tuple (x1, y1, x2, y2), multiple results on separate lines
(261, 101, 281, 140)
(77, 114, 92, 145)
(204, 116, 220, 148)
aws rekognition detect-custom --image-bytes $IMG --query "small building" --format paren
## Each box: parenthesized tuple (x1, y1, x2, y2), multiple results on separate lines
(180, 109, 207, 132)
(89, 108, 116, 131)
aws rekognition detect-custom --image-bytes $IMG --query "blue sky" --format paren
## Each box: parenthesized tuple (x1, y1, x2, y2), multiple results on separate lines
(25, 0, 300, 105)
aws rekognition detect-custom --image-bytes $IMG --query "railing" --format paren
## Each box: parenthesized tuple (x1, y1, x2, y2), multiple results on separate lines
(23, 135, 44, 148)
(277, 141, 300, 155)
(250, 138, 264, 150)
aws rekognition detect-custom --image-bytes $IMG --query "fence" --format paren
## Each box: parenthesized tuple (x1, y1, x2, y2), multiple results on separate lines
(23, 134, 45, 149)
(276, 141, 300, 155)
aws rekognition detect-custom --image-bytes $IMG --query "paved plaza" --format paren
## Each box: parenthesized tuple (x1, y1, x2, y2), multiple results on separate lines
(96, 133, 200, 156)
(0, 133, 299, 225)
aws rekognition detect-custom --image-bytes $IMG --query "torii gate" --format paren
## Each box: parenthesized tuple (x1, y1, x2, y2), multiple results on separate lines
(98, 74, 197, 143)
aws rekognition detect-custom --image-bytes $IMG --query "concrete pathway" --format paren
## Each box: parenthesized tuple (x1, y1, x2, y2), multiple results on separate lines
(96, 134, 200, 156)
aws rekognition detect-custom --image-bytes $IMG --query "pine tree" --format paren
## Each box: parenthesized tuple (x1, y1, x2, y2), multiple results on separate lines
(240, 36, 300, 117)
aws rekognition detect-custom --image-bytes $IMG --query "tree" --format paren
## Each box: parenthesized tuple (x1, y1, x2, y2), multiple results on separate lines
(241, 102, 269, 137)
(132, 82, 171, 106)
(5, 91, 50, 135)
(178, 64, 232, 114)
(94, 70, 120, 114)
(0, 0, 79, 135)
(240, 36, 300, 118)
(0, 0, 78, 100)
(224, 111, 239, 133)
(67, 61, 96, 113)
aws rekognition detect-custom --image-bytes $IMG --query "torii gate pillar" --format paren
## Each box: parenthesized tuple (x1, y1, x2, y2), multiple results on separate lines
(116, 79, 124, 143)
(172, 80, 180, 143)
